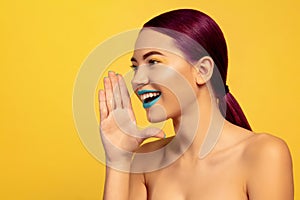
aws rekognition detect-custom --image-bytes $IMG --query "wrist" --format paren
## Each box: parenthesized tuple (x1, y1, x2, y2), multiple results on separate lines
(105, 151, 133, 172)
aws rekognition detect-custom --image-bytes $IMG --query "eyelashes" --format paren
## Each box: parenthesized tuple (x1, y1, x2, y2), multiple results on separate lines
(130, 59, 161, 71)
(130, 64, 138, 71)
(148, 58, 160, 65)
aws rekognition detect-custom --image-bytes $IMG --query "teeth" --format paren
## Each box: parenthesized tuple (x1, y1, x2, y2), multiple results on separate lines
(140, 92, 160, 101)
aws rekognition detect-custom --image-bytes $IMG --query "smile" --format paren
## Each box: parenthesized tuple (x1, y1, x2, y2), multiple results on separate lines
(137, 90, 161, 108)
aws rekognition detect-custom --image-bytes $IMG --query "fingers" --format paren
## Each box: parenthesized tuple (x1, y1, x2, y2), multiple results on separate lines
(108, 71, 122, 108)
(154, 131, 166, 139)
(102, 71, 135, 122)
(118, 74, 130, 109)
(141, 128, 166, 139)
(98, 90, 108, 122)
(117, 74, 136, 122)
(104, 77, 114, 112)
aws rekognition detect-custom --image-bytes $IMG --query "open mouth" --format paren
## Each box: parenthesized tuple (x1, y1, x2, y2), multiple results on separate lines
(138, 90, 161, 108)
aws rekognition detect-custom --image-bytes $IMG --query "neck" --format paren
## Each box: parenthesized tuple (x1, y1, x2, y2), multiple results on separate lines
(171, 89, 225, 160)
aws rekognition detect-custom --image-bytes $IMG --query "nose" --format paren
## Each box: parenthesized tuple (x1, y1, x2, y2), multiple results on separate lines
(131, 65, 150, 90)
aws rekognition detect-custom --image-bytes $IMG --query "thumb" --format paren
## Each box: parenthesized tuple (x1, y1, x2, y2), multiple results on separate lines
(141, 127, 166, 139)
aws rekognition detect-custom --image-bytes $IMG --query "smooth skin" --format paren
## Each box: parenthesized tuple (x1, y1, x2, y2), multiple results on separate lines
(99, 47, 294, 199)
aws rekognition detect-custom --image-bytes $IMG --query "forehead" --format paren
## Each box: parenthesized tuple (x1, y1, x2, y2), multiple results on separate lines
(134, 28, 185, 58)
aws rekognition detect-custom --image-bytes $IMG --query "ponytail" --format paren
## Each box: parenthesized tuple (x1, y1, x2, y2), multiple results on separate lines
(142, 9, 252, 131)
(218, 92, 252, 131)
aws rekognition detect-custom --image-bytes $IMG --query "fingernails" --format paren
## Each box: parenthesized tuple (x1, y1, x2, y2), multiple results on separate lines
(163, 133, 166, 139)
(108, 70, 115, 75)
(108, 71, 120, 76)
(103, 77, 109, 83)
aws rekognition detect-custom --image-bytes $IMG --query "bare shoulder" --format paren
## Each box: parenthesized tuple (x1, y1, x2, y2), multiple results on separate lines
(242, 133, 294, 198)
(136, 136, 174, 153)
(243, 133, 294, 199)
(243, 132, 292, 163)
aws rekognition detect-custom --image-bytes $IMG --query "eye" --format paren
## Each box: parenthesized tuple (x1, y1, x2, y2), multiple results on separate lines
(148, 59, 160, 65)
(130, 64, 138, 71)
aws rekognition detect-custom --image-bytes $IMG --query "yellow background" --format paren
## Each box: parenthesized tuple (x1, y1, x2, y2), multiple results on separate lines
(1, 0, 299, 199)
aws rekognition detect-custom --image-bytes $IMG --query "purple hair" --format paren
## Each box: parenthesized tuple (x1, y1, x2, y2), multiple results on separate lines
(143, 9, 252, 130)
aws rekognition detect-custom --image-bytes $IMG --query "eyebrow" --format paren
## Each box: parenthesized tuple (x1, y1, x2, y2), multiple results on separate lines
(130, 51, 164, 62)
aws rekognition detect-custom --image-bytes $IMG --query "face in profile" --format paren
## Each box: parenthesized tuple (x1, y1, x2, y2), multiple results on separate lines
(131, 29, 200, 123)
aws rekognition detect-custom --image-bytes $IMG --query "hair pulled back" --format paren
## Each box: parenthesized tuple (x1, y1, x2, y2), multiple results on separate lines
(143, 9, 252, 130)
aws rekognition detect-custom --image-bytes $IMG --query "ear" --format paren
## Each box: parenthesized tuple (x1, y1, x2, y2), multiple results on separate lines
(193, 56, 214, 85)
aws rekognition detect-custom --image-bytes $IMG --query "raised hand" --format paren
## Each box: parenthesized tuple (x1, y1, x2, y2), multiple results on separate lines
(98, 71, 164, 168)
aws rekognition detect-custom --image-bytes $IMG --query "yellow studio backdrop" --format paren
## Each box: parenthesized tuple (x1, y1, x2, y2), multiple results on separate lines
(1, 0, 299, 199)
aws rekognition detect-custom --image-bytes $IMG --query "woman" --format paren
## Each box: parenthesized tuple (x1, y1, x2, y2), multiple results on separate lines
(98, 9, 294, 199)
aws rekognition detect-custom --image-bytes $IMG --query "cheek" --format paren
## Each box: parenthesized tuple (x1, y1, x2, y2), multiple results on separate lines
(160, 88, 181, 113)
(176, 64, 197, 88)
(149, 65, 198, 114)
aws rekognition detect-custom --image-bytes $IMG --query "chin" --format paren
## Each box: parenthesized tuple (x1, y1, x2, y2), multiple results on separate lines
(146, 104, 168, 123)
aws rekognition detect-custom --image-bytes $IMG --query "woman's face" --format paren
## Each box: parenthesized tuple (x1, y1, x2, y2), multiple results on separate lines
(131, 29, 199, 123)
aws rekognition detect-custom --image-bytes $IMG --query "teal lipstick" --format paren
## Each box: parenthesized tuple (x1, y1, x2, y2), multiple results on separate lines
(138, 90, 161, 108)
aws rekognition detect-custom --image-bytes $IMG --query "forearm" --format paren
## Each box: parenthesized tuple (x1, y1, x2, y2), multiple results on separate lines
(104, 167, 130, 200)
(103, 158, 132, 200)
